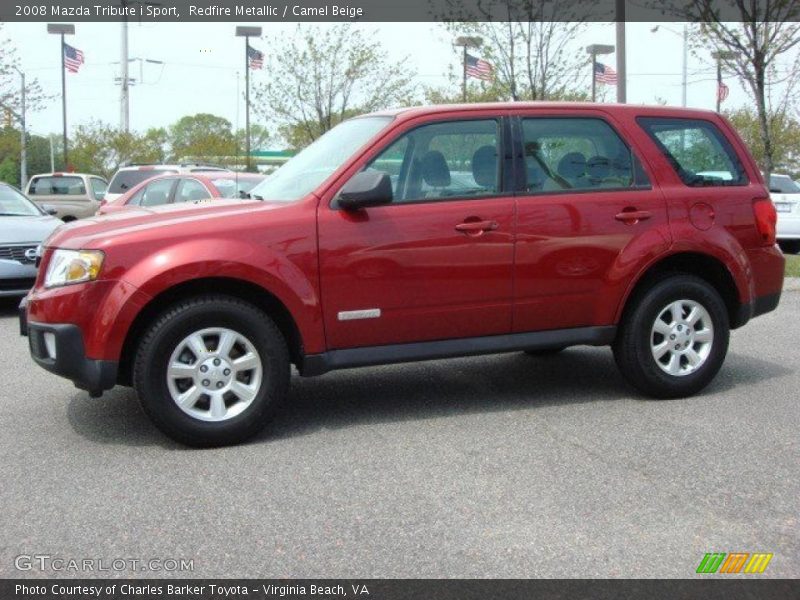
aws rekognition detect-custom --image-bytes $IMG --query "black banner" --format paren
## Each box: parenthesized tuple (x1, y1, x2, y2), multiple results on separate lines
(2, 0, 800, 22)
(3, 579, 800, 600)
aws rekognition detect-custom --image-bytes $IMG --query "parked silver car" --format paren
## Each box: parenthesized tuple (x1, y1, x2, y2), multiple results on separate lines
(0, 183, 61, 297)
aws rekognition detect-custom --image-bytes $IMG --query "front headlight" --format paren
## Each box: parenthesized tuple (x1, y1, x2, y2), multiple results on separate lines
(44, 249, 105, 288)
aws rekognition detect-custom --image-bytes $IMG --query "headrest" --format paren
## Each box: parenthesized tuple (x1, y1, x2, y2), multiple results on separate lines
(472, 145, 498, 189)
(557, 152, 587, 179)
(420, 150, 451, 187)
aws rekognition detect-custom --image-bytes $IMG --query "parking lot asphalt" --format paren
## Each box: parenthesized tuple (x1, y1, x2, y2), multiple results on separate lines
(0, 292, 798, 579)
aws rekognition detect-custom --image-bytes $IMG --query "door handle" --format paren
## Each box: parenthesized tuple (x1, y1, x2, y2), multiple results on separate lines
(455, 220, 499, 234)
(615, 209, 652, 223)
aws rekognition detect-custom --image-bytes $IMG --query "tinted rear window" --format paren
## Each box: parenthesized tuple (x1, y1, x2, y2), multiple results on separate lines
(770, 175, 800, 194)
(108, 169, 177, 193)
(29, 176, 86, 196)
(637, 117, 747, 187)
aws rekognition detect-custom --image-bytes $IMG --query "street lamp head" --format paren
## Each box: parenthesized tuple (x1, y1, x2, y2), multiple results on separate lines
(235, 26, 262, 37)
(586, 44, 615, 55)
(712, 50, 739, 60)
(47, 24, 75, 35)
(455, 36, 483, 48)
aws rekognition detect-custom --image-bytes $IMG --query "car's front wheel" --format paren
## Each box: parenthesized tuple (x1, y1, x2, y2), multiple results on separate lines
(613, 274, 729, 399)
(133, 295, 289, 447)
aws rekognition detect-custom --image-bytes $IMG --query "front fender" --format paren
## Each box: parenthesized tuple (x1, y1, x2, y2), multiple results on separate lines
(104, 237, 324, 358)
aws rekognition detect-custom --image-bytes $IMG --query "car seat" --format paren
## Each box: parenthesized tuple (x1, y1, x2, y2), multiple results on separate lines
(471, 145, 498, 191)
(420, 150, 451, 197)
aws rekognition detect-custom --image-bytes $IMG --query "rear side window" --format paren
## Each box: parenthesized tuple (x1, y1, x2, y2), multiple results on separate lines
(108, 169, 177, 194)
(29, 176, 86, 196)
(520, 117, 650, 193)
(637, 117, 747, 187)
(139, 179, 176, 207)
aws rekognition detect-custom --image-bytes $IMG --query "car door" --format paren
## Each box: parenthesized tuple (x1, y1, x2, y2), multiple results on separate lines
(510, 110, 670, 333)
(317, 115, 516, 350)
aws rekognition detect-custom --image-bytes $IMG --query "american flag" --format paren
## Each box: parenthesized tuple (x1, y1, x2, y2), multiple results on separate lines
(466, 54, 493, 81)
(247, 45, 264, 70)
(717, 81, 730, 103)
(63, 43, 84, 73)
(594, 62, 617, 85)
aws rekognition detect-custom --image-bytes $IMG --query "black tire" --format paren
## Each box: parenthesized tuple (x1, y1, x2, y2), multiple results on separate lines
(133, 295, 289, 447)
(613, 274, 729, 399)
(524, 347, 565, 356)
(778, 240, 800, 255)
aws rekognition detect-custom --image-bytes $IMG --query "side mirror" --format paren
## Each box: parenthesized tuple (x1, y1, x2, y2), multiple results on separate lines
(338, 171, 393, 210)
(41, 204, 58, 216)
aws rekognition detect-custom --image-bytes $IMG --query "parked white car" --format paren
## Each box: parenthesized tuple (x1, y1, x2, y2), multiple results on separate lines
(769, 173, 800, 254)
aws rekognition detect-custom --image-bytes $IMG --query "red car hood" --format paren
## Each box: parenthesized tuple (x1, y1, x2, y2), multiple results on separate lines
(45, 198, 287, 250)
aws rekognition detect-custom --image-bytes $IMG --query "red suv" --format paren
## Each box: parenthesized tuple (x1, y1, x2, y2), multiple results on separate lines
(20, 103, 784, 446)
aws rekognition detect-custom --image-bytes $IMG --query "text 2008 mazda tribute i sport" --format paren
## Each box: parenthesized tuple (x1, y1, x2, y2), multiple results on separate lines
(20, 103, 784, 446)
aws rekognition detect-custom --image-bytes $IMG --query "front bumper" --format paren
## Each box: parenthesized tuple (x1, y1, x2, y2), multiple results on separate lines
(0, 261, 37, 297)
(20, 298, 118, 394)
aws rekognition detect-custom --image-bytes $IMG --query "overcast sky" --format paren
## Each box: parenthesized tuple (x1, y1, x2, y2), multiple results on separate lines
(5, 21, 761, 145)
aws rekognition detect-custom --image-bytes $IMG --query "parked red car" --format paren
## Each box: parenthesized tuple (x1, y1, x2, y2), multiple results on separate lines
(21, 103, 783, 446)
(96, 171, 266, 215)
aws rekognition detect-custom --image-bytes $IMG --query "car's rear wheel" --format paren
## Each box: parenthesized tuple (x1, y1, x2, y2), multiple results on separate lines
(133, 295, 289, 447)
(613, 274, 729, 399)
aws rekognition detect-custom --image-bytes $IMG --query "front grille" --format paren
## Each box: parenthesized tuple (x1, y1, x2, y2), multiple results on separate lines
(0, 244, 38, 264)
(0, 277, 35, 292)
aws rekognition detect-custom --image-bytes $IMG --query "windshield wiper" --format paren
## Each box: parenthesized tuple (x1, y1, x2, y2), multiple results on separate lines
(252, 194, 264, 200)
(0, 213, 33, 216)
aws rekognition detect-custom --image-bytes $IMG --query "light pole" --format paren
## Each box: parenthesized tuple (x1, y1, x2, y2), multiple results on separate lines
(586, 44, 614, 102)
(651, 24, 688, 107)
(236, 26, 262, 172)
(13, 67, 26, 190)
(712, 50, 738, 113)
(454, 36, 483, 102)
(615, 0, 626, 103)
(47, 23, 75, 168)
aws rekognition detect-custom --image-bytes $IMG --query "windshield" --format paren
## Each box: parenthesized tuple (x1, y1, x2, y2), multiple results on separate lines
(770, 175, 800, 194)
(108, 169, 178, 193)
(0, 185, 42, 216)
(248, 116, 393, 202)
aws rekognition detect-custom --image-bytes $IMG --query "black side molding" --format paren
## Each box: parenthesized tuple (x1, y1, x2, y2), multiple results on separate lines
(300, 325, 617, 377)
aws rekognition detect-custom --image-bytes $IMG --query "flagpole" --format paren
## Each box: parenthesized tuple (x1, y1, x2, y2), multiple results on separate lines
(48, 24, 74, 167)
(60, 33, 68, 167)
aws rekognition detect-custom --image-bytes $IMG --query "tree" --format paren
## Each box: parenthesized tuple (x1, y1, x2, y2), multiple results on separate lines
(69, 122, 169, 178)
(443, 1, 588, 101)
(677, 1, 800, 180)
(169, 113, 236, 162)
(725, 106, 800, 177)
(0, 23, 48, 118)
(252, 25, 417, 149)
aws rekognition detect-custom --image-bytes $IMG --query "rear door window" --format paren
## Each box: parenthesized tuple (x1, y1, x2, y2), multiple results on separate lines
(519, 117, 650, 193)
(139, 179, 177, 207)
(174, 179, 211, 203)
(108, 169, 177, 194)
(637, 117, 747, 186)
(29, 176, 86, 196)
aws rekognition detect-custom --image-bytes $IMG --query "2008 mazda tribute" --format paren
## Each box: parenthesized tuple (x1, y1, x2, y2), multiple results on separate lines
(20, 103, 784, 446)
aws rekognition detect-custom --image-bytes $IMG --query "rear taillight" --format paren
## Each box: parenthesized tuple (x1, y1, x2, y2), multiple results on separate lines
(753, 198, 777, 246)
